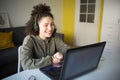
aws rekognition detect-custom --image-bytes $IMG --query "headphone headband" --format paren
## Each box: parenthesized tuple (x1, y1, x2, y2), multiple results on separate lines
(34, 15, 39, 32)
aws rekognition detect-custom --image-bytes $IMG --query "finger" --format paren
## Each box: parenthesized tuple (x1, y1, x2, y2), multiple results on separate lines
(52, 56, 60, 64)
(54, 53, 63, 60)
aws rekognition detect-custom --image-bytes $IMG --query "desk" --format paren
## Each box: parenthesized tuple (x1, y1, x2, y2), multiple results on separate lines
(2, 54, 120, 80)
(2, 69, 51, 80)
(75, 53, 120, 80)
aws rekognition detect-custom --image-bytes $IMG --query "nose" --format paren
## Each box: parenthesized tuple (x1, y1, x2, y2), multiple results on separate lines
(48, 25, 52, 30)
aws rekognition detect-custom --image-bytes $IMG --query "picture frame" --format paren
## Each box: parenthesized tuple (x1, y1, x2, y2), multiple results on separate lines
(0, 12, 10, 28)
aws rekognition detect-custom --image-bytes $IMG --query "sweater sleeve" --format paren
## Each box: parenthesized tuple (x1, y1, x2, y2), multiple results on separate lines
(20, 35, 52, 70)
(54, 37, 70, 54)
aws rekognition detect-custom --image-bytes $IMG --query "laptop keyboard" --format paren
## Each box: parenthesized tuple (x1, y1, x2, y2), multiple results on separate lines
(42, 67, 62, 80)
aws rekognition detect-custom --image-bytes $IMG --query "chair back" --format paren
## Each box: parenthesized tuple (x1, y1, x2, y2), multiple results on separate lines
(18, 46, 23, 73)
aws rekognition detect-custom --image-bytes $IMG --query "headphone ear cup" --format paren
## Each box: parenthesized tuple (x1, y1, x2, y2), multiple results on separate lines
(34, 15, 39, 32)
(34, 23, 39, 32)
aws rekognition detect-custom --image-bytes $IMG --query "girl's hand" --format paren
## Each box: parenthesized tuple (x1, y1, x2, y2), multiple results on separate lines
(52, 52, 63, 64)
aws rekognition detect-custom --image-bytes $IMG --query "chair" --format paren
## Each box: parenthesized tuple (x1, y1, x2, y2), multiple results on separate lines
(18, 46, 23, 73)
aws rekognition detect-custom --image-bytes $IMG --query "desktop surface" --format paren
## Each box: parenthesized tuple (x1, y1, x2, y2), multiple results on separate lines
(2, 53, 120, 80)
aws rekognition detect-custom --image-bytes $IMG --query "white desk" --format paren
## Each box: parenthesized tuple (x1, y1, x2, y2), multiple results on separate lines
(2, 69, 51, 80)
(75, 53, 120, 80)
(2, 54, 120, 80)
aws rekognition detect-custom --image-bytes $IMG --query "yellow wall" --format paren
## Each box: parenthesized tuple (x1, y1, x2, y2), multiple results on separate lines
(98, 0, 104, 42)
(62, 0, 75, 45)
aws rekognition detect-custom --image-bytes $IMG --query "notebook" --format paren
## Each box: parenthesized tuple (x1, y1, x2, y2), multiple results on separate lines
(40, 41, 106, 80)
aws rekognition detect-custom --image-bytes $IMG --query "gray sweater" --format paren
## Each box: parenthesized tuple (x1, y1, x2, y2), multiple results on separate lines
(20, 35, 69, 70)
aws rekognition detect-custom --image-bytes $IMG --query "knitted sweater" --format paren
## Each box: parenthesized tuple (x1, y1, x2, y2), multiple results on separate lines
(20, 35, 69, 70)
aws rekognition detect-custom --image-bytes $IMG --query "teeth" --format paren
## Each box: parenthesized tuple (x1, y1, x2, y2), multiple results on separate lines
(47, 32, 51, 34)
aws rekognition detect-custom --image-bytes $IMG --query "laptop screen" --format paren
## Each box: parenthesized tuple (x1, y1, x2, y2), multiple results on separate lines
(60, 42, 106, 80)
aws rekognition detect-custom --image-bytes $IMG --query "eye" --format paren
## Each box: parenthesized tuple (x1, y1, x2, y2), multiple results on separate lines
(44, 24, 48, 27)
(51, 23, 54, 26)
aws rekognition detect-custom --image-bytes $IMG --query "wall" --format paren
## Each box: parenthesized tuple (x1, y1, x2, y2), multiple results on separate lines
(101, 0, 120, 56)
(0, 0, 63, 32)
(62, 0, 75, 45)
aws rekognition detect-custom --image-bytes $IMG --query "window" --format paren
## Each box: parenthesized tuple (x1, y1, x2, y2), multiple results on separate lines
(79, 0, 96, 23)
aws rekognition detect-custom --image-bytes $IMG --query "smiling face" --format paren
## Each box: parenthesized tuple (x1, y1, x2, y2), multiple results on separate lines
(38, 16, 55, 40)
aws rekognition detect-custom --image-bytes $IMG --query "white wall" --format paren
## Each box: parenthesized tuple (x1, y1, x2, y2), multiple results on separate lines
(0, 0, 63, 32)
(101, 0, 120, 56)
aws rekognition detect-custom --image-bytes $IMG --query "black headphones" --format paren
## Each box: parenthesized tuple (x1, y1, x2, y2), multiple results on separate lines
(34, 15, 39, 32)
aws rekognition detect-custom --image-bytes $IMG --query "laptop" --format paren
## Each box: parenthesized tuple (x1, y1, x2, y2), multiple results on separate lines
(40, 41, 106, 80)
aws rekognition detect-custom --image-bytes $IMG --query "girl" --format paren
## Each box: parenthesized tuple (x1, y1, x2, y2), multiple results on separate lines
(20, 3, 69, 70)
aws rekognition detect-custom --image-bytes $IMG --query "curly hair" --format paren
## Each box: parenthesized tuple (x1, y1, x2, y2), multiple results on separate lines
(25, 3, 54, 35)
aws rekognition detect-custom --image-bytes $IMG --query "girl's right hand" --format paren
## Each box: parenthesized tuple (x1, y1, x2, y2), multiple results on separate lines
(52, 52, 63, 64)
